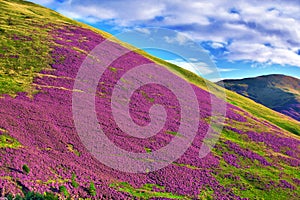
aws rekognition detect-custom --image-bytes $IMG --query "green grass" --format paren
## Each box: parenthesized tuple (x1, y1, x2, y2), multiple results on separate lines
(220, 128, 267, 156)
(0, 133, 21, 148)
(59, 185, 69, 197)
(22, 164, 30, 174)
(71, 173, 79, 188)
(110, 182, 190, 199)
(214, 159, 298, 199)
(0, 0, 55, 96)
(224, 90, 300, 136)
(35, 178, 69, 185)
(88, 181, 97, 196)
(144, 147, 152, 153)
(224, 115, 272, 133)
(66, 143, 81, 156)
(109, 66, 117, 72)
(172, 162, 199, 170)
(212, 127, 299, 199)
(198, 186, 214, 200)
(0, 0, 111, 96)
(165, 130, 185, 138)
(140, 90, 155, 103)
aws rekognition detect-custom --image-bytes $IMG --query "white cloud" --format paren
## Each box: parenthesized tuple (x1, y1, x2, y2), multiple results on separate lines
(210, 77, 225, 83)
(166, 59, 214, 76)
(134, 28, 151, 35)
(164, 32, 190, 45)
(189, 58, 198, 62)
(57, 5, 116, 23)
(211, 42, 225, 49)
(227, 42, 300, 67)
(217, 68, 237, 72)
(31, 0, 300, 68)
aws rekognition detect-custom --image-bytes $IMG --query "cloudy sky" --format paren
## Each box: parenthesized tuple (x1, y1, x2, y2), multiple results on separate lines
(30, 0, 300, 81)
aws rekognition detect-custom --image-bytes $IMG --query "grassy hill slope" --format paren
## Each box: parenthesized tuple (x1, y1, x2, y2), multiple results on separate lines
(0, 0, 299, 199)
(147, 58, 300, 136)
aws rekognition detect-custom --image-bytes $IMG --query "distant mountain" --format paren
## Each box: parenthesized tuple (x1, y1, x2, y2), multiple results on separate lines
(218, 74, 300, 121)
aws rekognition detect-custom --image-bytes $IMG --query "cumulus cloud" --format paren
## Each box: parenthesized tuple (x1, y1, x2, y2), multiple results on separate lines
(211, 42, 225, 49)
(166, 59, 214, 76)
(227, 42, 300, 67)
(134, 28, 151, 35)
(32, 0, 300, 67)
(164, 32, 190, 45)
(217, 68, 237, 72)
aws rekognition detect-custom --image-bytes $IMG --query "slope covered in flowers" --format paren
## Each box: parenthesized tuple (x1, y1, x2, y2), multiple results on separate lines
(0, 0, 299, 199)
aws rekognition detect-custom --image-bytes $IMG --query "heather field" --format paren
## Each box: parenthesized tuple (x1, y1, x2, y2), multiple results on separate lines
(0, 0, 299, 199)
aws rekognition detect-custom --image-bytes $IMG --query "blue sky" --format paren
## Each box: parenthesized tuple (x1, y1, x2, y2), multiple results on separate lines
(30, 0, 300, 81)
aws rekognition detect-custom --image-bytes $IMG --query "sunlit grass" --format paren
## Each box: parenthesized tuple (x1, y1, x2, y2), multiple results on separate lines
(0, 134, 21, 149)
(214, 159, 297, 199)
(0, 0, 110, 96)
(110, 182, 189, 199)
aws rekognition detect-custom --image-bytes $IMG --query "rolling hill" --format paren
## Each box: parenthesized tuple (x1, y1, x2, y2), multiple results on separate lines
(0, 0, 299, 199)
(218, 74, 300, 121)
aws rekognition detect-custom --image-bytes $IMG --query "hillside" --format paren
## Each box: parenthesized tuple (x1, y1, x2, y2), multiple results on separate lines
(0, 0, 299, 199)
(217, 75, 300, 121)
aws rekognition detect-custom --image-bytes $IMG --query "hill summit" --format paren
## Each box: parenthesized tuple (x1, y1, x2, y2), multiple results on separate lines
(218, 74, 300, 121)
